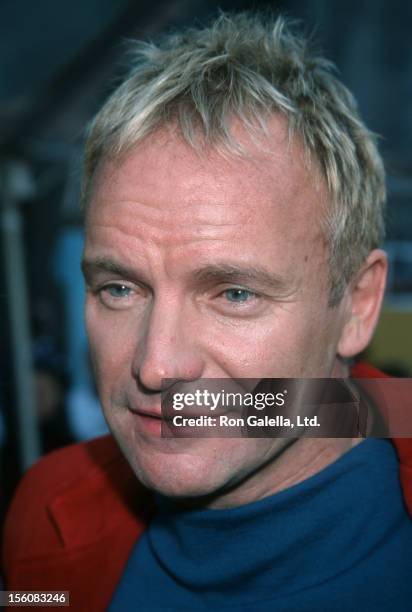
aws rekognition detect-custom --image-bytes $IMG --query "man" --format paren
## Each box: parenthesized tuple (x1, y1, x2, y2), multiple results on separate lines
(3, 13, 412, 611)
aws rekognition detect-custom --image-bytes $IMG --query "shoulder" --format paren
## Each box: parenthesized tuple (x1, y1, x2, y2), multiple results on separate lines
(2, 435, 151, 571)
(5, 435, 121, 524)
(352, 361, 412, 514)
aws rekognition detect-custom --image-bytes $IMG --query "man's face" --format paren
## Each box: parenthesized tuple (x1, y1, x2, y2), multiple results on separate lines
(83, 118, 349, 506)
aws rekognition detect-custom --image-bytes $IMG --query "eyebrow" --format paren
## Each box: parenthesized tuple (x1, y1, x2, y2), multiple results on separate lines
(81, 258, 295, 295)
(191, 264, 294, 295)
(81, 257, 142, 281)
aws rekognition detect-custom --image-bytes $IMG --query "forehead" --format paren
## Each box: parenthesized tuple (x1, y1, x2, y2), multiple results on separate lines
(85, 117, 328, 271)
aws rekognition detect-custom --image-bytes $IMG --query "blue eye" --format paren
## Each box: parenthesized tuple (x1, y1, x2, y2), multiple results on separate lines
(105, 284, 131, 298)
(224, 288, 255, 303)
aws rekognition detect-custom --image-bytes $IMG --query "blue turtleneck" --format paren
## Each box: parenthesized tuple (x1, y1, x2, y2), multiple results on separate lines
(109, 439, 412, 611)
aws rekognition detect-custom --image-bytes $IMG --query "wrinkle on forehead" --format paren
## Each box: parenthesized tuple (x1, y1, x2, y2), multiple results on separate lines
(85, 116, 329, 287)
(87, 115, 327, 223)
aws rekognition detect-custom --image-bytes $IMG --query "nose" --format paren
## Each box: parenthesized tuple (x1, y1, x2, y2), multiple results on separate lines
(132, 295, 205, 392)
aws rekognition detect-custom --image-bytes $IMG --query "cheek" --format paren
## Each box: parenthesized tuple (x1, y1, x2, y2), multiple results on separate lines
(203, 313, 310, 377)
(205, 306, 339, 378)
(85, 300, 137, 391)
(287, 308, 341, 376)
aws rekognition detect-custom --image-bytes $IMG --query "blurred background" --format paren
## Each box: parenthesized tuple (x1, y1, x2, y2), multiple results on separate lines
(1, 0, 411, 523)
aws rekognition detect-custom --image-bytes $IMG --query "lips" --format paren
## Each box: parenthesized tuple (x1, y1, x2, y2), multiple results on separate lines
(127, 402, 162, 417)
(127, 404, 181, 430)
(127, 395, 248, 424)
(125, 406, 164, 436)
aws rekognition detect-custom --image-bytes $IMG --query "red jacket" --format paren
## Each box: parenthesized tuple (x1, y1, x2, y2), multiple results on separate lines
(3, 363, 412, 611)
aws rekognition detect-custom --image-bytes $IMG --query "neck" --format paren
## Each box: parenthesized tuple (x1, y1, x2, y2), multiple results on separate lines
(204, 358, 359, 509)
(204, 436, 362, 509)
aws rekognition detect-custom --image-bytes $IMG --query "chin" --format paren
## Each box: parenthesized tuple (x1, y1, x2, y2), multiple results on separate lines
(135, 456, 224, 500)
(114, 431, 226, 499)
(141, 475, 219, 500)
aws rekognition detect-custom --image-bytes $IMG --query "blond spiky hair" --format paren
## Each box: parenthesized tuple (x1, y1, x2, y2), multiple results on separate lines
(82, 12, 386, 304)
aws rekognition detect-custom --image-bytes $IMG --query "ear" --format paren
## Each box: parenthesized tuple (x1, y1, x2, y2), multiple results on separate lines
(337, 249, 388, 359)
